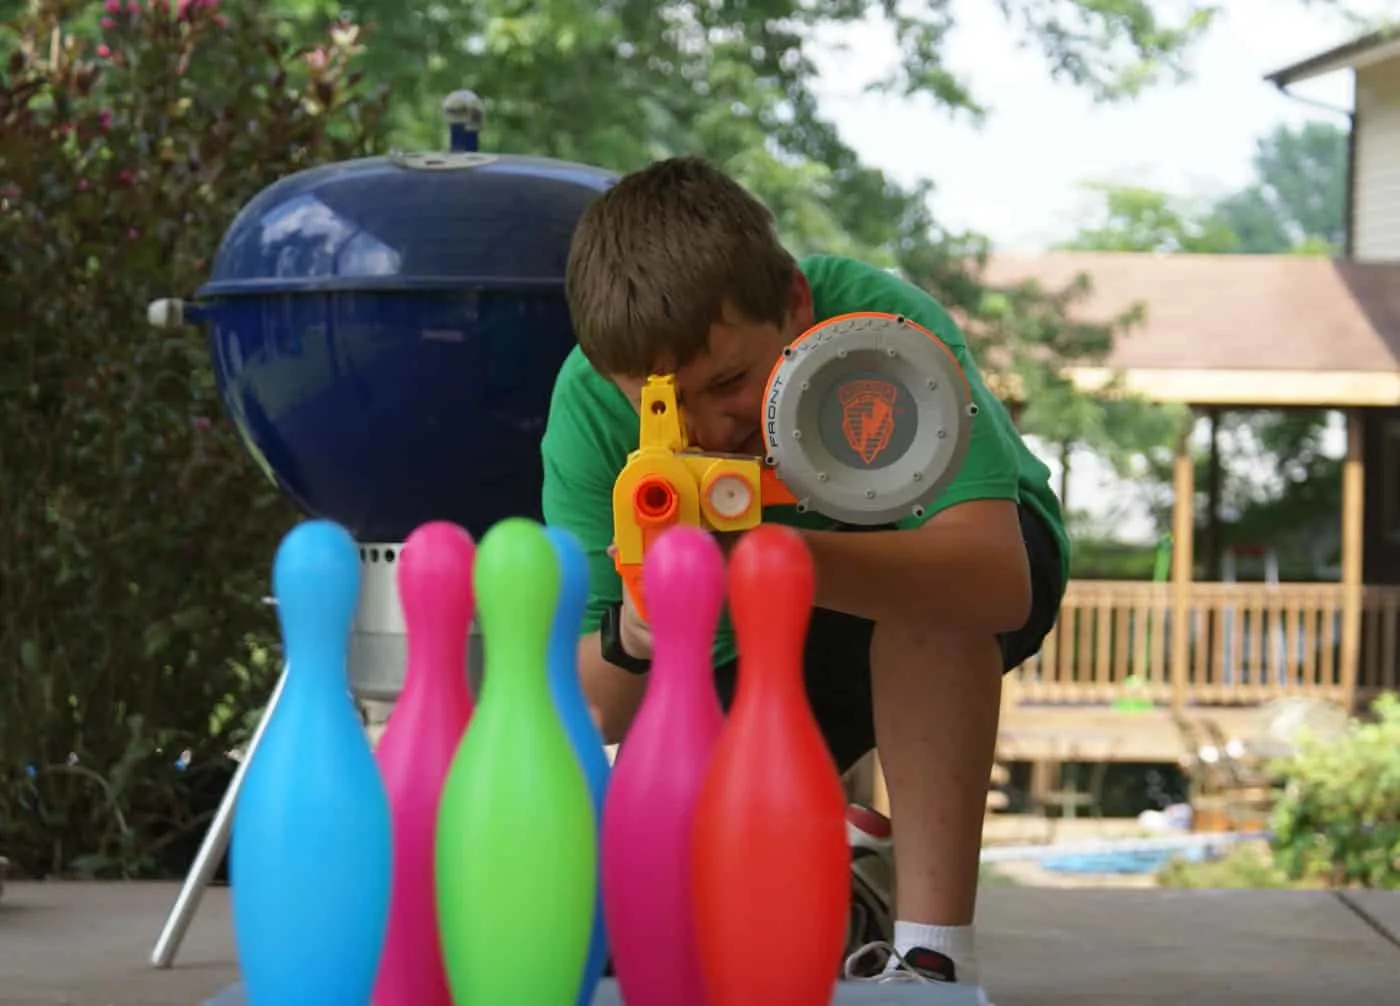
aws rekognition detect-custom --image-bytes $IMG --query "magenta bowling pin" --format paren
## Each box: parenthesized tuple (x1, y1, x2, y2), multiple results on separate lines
(601, 526, 726, 1006)
(372, 522, 477, 1006)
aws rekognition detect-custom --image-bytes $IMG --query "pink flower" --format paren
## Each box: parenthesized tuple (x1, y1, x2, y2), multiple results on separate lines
(77, 179, 90, 191)
(305, 47, 328, 70)
(176, 0, 216, 18)
(213, 13, 228, 27)
(99, 109, 113, 132)
(127, 227, 140, 239)
(101, 17, 115, 29)
(105, 0, 121, 11)
(96, 44, 111, 59)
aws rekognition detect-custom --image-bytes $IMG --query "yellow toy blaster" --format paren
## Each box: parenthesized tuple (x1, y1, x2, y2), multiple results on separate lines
(611, 311, 977, 621)
(611, 374, 798, 621)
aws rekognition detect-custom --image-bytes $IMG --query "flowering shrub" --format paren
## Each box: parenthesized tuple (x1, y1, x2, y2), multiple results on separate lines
(1269, 693, 1400, 889)
(0, 0, 386, 876)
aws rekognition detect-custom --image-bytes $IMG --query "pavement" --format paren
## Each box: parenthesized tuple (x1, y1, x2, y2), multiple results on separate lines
(2, 881, 1398, 1005)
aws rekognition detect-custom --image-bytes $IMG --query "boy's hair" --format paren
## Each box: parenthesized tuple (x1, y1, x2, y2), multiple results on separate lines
(565, 156, 796, 377)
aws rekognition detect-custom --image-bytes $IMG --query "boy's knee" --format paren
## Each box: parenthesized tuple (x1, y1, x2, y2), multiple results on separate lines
(870, 617, 1003, 679)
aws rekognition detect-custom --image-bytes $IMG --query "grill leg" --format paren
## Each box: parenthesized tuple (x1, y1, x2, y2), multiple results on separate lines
(150, 668, 287, 969)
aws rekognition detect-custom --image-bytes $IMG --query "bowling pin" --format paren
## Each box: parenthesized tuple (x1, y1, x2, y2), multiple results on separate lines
(601, 525, 726, 1006)
(373, 521, 477, 1006)
(435, 517, 596, 1005)
(690, 525, 848, 1006)
(545, 525, 613, 1006)
(230, 519, 392, 1006)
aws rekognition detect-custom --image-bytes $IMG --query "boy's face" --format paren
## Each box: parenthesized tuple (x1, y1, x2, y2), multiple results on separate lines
(612, 273, 814, 456)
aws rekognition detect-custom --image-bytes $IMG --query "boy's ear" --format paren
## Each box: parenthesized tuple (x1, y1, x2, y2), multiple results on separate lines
(786, 270, 813, 330)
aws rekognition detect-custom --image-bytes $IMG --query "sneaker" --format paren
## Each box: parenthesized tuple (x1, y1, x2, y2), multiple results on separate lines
(844, 803, 893, 975)
(843, 942, 994, 1005)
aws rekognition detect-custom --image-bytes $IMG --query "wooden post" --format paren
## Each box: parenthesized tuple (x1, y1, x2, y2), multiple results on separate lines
(1339, 409, 1365, 711)
(1171, 412, 1196, 715)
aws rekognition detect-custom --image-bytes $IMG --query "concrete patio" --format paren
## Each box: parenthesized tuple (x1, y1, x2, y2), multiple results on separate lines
(1, 880, 1397, 1005)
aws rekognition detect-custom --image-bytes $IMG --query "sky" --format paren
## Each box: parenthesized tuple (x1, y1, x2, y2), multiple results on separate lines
(805, 0, 1388, 543)
(810, 0, 1385, 251)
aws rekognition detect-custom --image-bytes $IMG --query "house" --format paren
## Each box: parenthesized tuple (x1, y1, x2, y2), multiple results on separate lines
(975, 32, 1400, 767)
(1265, 28, 1400, 263)
(1267, 29, 1400, 583)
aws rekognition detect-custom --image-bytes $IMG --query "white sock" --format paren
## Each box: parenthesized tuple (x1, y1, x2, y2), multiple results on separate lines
(888, 921, 978, 983)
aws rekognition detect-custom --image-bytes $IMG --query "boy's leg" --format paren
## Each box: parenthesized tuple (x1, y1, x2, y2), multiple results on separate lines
(713, 505, 1062, 988)
(862, 503, 1064, 986)
(711, 608, 889, 962)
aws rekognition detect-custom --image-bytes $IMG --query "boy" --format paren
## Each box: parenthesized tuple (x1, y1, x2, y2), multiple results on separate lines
(541, 157, 1068, 1000)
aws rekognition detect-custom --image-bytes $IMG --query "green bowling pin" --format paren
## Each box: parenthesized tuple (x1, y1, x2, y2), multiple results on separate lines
(435, 517, 597, 1004)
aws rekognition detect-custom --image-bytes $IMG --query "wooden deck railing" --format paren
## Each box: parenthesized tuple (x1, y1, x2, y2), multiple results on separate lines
(1009, 581, 1400, 708)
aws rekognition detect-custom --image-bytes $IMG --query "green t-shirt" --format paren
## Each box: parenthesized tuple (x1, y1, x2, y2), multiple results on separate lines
(539, 253, 1070, 666)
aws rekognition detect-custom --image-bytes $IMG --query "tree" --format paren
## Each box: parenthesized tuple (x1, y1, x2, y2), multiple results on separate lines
(1062, 182, 1242, 254)
(268, 0, 1216, 273)
(973, 271, 1185, 514)
(1208, 121, 1349, 254)
(1, 0, 387, 877)
(257, 0, 1236, 493)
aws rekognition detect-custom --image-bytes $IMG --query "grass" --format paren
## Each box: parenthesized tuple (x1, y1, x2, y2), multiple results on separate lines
(1154, 842, 1306, 889)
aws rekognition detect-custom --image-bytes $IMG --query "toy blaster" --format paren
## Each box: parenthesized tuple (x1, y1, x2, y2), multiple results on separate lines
(611, 374, 797, 620)
(612, 311, 977, 621)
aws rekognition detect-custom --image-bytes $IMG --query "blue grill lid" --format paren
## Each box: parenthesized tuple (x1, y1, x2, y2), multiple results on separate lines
(198, 93, 616, 296)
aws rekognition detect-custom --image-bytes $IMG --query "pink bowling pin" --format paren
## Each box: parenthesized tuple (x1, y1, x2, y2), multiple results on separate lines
(372, 521, 477, 1006)
(601, 526, 726, 1006)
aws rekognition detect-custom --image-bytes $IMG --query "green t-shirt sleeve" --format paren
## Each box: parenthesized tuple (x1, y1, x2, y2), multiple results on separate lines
(800, 254, 1021, 531)
(540, 359, 627, 636)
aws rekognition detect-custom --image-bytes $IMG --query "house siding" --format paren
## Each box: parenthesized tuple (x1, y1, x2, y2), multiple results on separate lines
(1354, 60, 1400, 260)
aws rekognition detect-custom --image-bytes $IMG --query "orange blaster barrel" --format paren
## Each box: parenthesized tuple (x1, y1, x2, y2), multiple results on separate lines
(611, 375, 794, 623)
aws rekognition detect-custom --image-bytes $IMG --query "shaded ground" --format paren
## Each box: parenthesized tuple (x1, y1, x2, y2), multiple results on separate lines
(2, 881, 1397, 1005)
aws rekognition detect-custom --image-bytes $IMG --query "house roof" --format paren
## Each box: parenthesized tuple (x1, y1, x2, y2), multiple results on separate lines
(980, 252, 1400, 407)
(1264, 27, 1400, 87)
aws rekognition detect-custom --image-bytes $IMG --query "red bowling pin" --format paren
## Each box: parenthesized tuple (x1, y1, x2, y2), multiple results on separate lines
(372, 521, 476, 1006)
(601, 526, 726, 1006)
(691, 525, 848, 1005)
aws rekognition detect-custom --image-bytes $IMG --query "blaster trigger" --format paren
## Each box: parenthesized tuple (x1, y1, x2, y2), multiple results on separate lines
(616, 561, 649, 625)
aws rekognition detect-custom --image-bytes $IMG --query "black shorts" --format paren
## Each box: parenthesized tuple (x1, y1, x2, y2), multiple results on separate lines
(711, 503, 1065, 774)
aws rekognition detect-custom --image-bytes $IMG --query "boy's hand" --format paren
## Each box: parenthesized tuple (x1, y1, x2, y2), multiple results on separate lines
(712, 531, 741, 556)
(607, 543, 653, 661)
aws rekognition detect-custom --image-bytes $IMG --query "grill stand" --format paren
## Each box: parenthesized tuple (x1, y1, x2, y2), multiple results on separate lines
(149, 541, 482, 968)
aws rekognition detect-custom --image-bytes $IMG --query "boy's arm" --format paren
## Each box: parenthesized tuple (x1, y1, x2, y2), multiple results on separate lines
(800, 370, 1031, 633)
(802, 499, 1031, 634)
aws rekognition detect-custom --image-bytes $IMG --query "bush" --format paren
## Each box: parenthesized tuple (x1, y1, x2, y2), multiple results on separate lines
(0, 0, 386, 877)
(1068, 535, 1162, 580)
(1267, 692, 1400, 889)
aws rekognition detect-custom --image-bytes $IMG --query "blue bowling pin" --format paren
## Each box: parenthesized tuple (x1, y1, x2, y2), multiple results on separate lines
(230, 520, 392, 1005)
(545, 526, 612, 1006)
